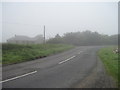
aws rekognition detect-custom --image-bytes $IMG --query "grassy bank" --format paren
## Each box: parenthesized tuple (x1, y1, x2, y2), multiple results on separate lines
(98, 46, 119, 87)
(0, 43, 2, 64)
(2, 44, 74, 65)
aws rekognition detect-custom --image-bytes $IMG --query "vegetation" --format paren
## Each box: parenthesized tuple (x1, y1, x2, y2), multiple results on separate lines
(2, 43, 74, 65)
(98, 46, 119, 87)
(47, 30, 118, 46)
(0, 43, 2, 64)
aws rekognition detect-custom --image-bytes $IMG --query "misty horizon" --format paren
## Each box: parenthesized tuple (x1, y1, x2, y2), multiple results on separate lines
(1, 2, 118, 42)
(4, 30, 118, 42)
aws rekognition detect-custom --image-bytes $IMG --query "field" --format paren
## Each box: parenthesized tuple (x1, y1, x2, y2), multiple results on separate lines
(98, 46, 119, 87)
(2, 43, 74, 65)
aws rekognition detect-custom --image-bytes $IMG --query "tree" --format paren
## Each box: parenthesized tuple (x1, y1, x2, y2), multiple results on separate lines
(47, 30, 118, 46)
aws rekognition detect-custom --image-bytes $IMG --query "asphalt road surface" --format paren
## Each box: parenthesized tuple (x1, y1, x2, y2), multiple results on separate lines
(2, 46, 116, 88)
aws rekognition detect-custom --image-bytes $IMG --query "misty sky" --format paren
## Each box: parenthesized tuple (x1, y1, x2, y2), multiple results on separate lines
(1, 2, 118, 42)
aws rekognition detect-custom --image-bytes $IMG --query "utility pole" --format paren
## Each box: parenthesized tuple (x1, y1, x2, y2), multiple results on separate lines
(43, 25, 46, 44)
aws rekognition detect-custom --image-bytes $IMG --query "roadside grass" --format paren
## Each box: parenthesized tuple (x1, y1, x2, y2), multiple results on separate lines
(0, 52, 1, 64)
(98, 46, 119, 87)
(2, 43, 74, 65)
(0, 51, 1, 64)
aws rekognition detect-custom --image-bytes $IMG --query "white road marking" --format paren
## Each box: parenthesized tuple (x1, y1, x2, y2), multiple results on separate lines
(59, 55, 76, 64)
(78, 51, 83, 54)
(0, 70, 37, 83)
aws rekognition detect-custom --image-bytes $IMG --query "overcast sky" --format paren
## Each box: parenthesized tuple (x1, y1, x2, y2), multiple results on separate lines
(1, 2, 118, 42)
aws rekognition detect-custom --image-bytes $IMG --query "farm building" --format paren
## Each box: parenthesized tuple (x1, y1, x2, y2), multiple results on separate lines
(7, 35, 44, 44)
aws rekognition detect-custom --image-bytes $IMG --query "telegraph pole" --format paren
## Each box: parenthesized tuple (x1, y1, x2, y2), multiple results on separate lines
(43, 25, 46, 44)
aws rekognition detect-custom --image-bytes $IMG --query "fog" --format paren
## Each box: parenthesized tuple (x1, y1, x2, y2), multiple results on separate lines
(1, 2, 118, 42)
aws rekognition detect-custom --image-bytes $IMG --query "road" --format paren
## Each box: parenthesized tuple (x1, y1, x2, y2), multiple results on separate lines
(2, 46, 115, 88)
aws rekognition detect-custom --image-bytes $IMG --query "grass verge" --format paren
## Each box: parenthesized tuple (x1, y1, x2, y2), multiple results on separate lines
(2, 43, 74, 65)
(98, 46, 119, 87)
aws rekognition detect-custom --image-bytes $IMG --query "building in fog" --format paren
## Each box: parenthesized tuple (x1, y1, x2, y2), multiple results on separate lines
(7, 35, 44, 44)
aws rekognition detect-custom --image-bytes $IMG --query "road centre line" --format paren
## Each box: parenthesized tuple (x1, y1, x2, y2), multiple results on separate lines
(58, 55, 76, 64)
(78, 51, 83, 54)
(1, 51, 83, 83)
(0, 70, 37, 83)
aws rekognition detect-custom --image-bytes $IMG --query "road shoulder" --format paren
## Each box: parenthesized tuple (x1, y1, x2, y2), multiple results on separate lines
(74, 57, 117, 88)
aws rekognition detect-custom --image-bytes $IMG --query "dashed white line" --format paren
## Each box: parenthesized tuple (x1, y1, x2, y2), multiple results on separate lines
(0, 70, 37, 83)
(78, 51, 83, 54)
(58, 55, 76, 64)
(1, 51, 83, 83)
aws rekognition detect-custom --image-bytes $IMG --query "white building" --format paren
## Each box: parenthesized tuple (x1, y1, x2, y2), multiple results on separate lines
(7, 35, 44, 44)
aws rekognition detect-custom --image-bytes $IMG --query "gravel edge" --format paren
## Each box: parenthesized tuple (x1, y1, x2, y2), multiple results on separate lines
(74, 57, 117, 88)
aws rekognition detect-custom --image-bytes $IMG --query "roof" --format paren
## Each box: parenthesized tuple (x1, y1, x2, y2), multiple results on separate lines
(7, 35, 43, 41)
